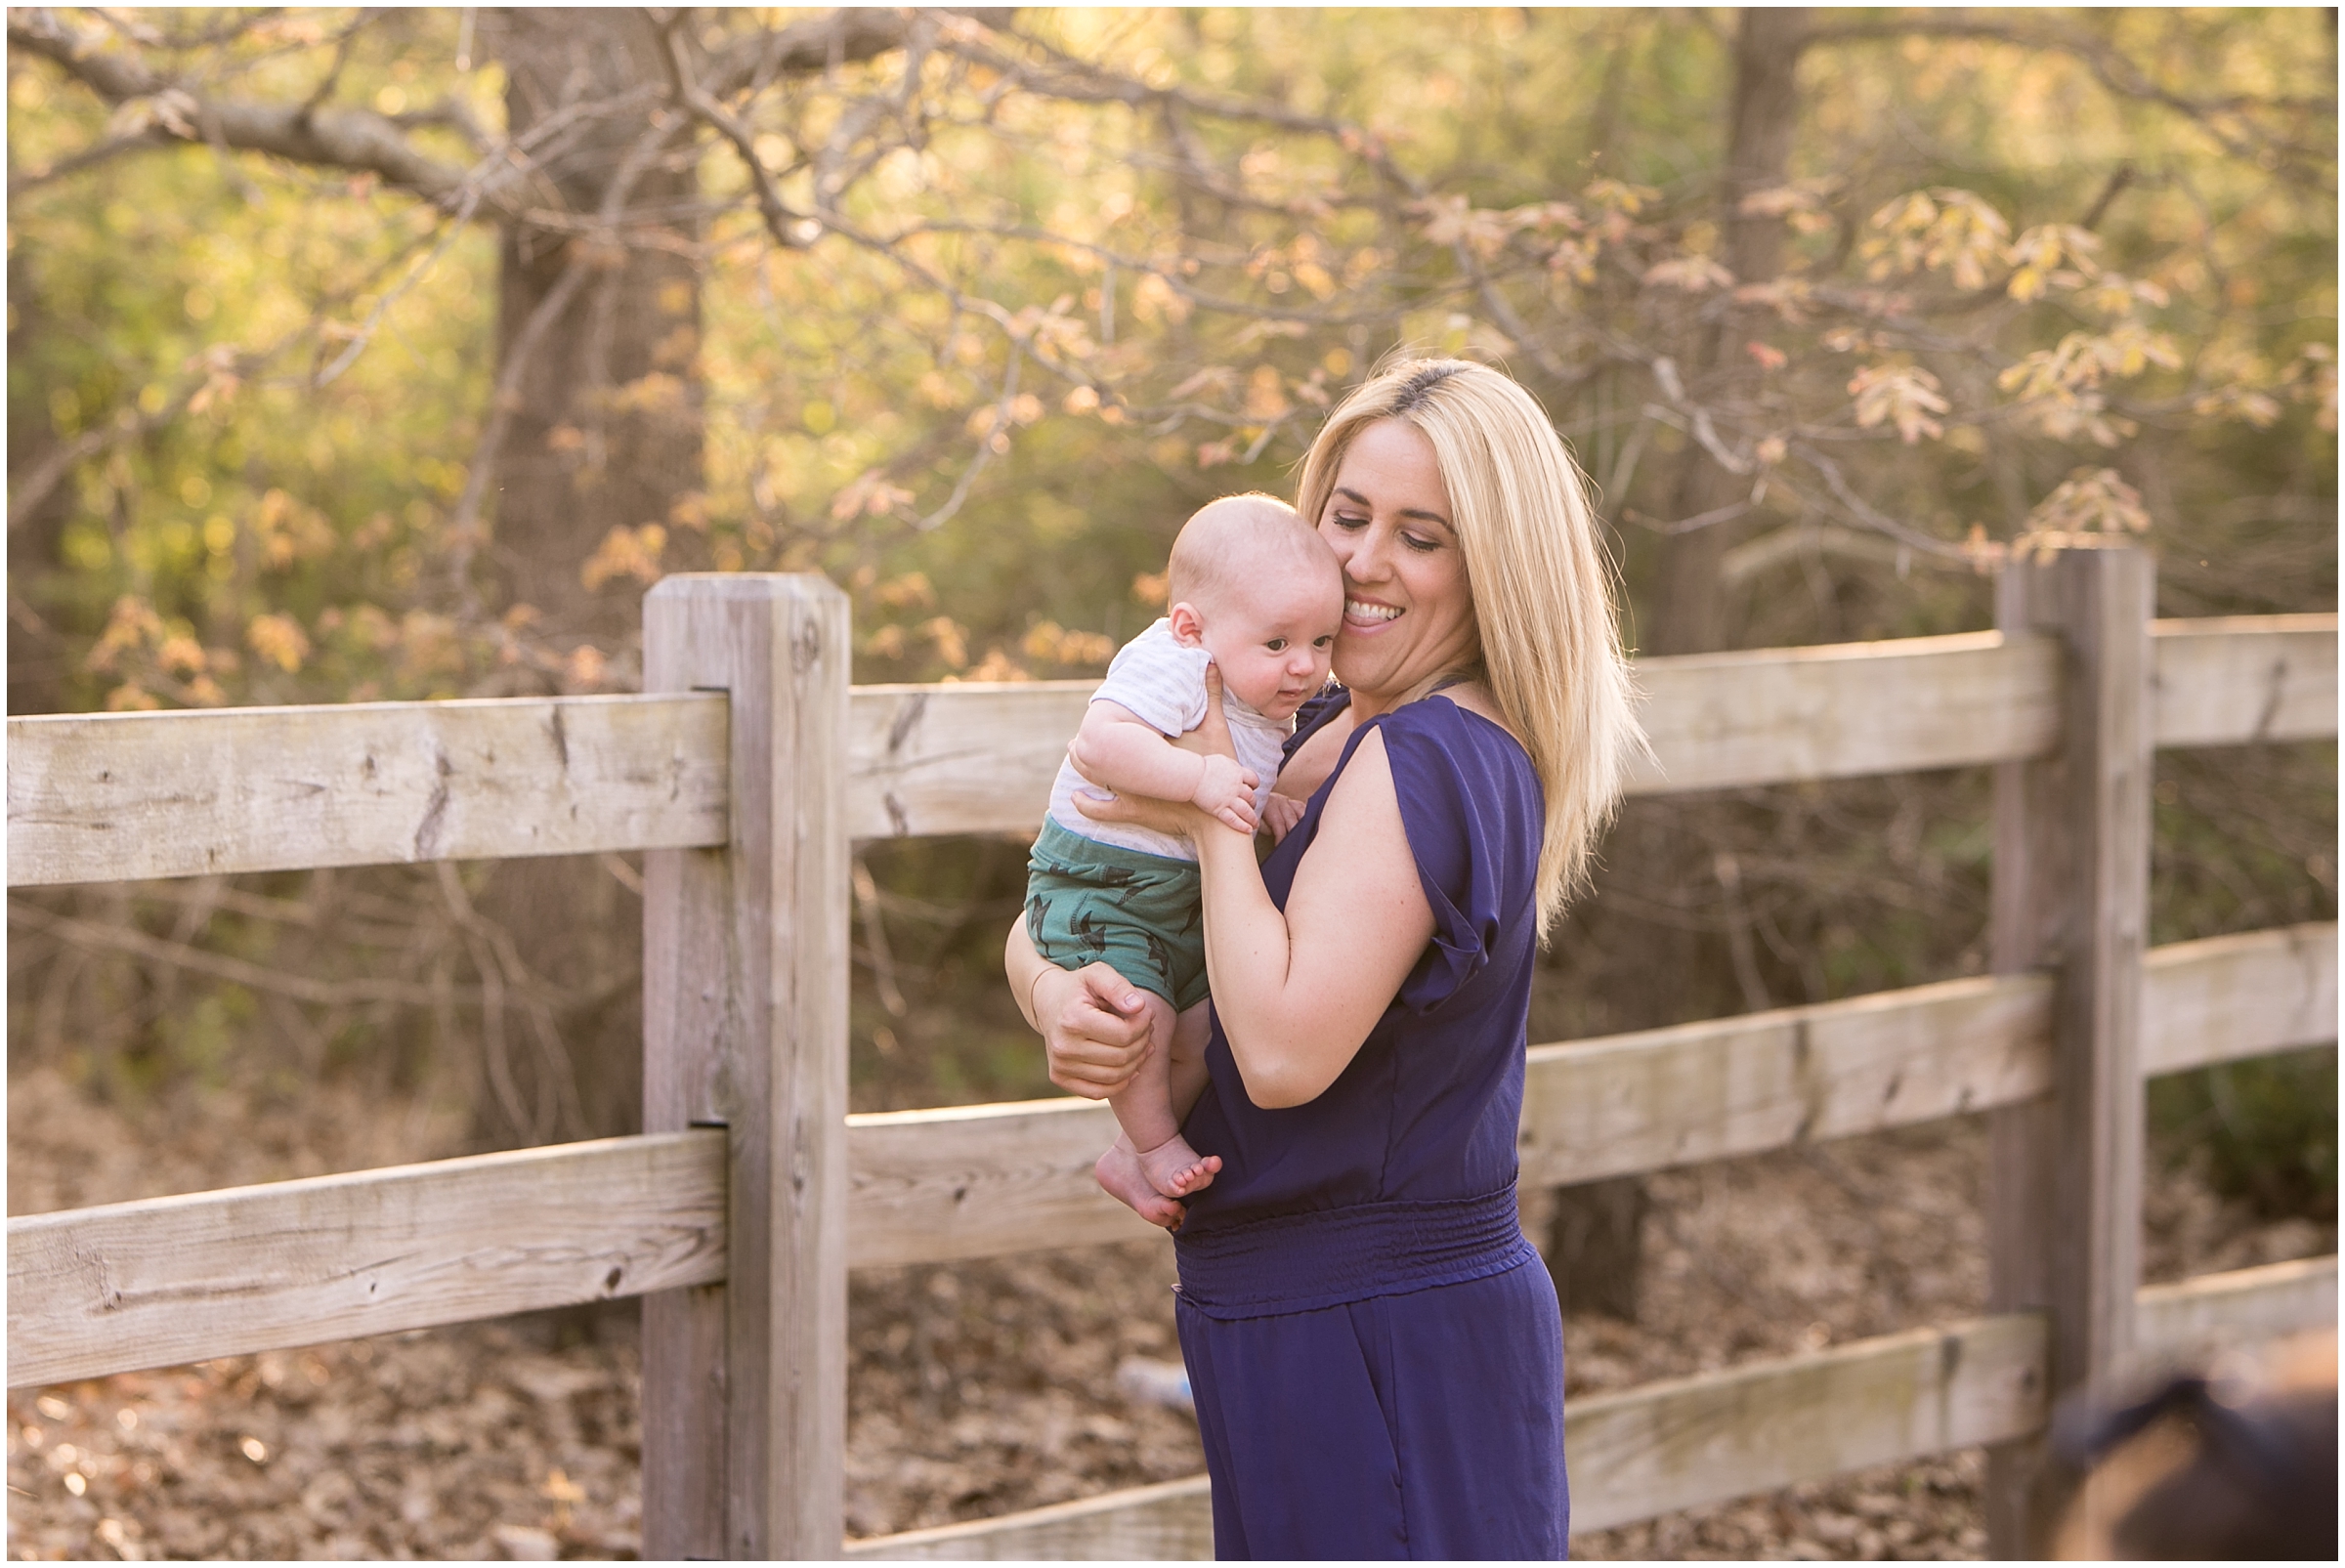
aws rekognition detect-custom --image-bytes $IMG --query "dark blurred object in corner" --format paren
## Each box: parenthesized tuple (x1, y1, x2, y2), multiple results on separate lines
(2052, 1330, 2336, 1559)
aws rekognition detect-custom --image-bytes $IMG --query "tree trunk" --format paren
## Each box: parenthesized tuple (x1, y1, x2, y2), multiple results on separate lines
(1648, 6, 1809, 657)
(1550, 9, 1812, 1322)
(465, 10, 710, 1148)
(478, 7, 706, 642)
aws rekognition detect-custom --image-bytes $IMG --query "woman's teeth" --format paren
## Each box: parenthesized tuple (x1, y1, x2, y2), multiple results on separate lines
(1345, 600, 1401, 621)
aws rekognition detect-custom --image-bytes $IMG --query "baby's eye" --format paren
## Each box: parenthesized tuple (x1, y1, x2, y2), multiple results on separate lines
(1265, 638, 1289, 652)
(1313, 635, 1335, 649)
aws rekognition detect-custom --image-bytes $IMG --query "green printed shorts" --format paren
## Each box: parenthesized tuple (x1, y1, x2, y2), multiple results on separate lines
(1024, 818, 1210, 1011)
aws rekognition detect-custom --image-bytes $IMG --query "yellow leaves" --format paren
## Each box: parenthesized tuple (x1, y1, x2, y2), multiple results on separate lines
(920, 615, 969, 670)
(2007, 223, 2101, 289)
(579, 524, 666, 591)
(1998, 325, 2181, 407)
(253, 488, 336, 570)
(1848, 362, 1950, 444)
(829, 470, 916, 523)
(1642, 256, 1735, 293)
(2021, 468, 2153, 543)
(86, 596, 166, 675)
(1584, 178, 1660, 215)
(875, 572, 937, 611)
(1736, 184, 1833, 235)
(2192, 386, 2284, 429)
(1413, 194, 1514, 260)
(1130, 273, 1192, 325)
(1862, 188, 2008, 287)
(1131, 572, 1170, 607)
(609, 372, 688, 416)
(245, 613, 312, 673)
(1022, 620, 1115, 667)
(1243, 365, 1292, 422)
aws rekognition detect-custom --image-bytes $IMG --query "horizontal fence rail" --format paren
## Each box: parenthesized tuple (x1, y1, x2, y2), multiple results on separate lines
(7, 1131, 726, 1389)
(842, 1256, 2336, 1559)
(11, 618, 2329, 884)
(845, 923, 2334, 1269)
(7, 693, 729, 887)
(18, 923, 2328, 1388)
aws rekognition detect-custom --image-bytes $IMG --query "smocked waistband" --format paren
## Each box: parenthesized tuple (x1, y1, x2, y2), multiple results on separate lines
(1172, 1186, 1534, 1321)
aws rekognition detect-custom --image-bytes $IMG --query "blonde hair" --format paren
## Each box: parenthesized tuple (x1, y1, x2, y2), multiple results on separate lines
(1295, 359, 1646, 931)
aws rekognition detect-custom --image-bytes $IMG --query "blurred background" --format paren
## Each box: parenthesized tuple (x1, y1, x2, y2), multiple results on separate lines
(6, 7, 2333, 1557)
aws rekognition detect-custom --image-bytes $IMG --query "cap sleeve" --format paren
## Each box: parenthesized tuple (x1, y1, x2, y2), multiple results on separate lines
(1374, 701, 1542, 1016)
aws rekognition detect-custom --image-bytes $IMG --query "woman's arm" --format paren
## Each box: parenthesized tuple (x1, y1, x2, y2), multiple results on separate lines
(1003, 916, 1157, 1098)
(1189, 728, 1434, 1108)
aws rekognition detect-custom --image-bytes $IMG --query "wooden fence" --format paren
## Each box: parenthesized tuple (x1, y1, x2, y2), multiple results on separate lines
(7, 557, 2335, 1558)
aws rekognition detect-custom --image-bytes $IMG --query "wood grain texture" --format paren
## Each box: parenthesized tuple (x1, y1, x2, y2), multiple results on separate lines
(641, 575, 852, 1561)
(2133, 1255, 2337, 1365)
(842, 1475, 1215, 1561)
(1567, 1311, 2049, 1534)
(1624, 630, 2063, 794)
(1516, 972, 2052, 1189)
(842, 924, 2332, 1269)
(839, 1258, 2333, 1558)
(11, 617, 2319, 884)
(5, 1131, 724, 1390)
(6, 694, 728, 887)
(1984, 546, 2154, 1552)
(846, 682, 1092, 840)
(2142, 923, 2338, 1075)
(2151, 614, 2337, 747)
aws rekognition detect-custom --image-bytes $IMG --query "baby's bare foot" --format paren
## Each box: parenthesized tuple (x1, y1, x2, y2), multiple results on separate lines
(1135, 1133, 1221, 1199)
(1096, 1140, 1188, 1230)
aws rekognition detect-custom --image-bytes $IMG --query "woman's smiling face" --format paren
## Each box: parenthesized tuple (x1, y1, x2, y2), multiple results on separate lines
(1314, 418, 1479, 706)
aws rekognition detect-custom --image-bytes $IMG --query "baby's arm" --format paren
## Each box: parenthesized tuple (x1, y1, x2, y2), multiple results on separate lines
(1069, 700, 1259, 834)
(1261, 790, 1308, 843)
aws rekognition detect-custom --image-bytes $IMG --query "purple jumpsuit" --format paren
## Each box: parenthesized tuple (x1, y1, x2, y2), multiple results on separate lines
(1172, 691, 1568, 1559)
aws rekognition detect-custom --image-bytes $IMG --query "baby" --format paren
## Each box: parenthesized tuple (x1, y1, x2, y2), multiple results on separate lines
(1025, 493, 1343, 1225)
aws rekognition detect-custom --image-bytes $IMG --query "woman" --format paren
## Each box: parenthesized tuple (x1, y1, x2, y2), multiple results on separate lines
(1006, 358, 1643, 1558)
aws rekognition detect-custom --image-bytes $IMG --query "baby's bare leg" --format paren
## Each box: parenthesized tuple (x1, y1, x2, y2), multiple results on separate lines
(1096, 995, 1220, 1221)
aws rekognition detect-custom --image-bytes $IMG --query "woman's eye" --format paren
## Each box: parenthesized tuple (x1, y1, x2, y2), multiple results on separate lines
(1402, 532, 1439, 553)
(1329, 511, 1369, 530)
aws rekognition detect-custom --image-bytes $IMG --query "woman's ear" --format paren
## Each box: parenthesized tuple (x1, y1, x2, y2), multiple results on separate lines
(1167, 601, 1207, 647)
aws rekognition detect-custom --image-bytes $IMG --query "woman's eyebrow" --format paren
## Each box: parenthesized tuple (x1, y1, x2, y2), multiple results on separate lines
(1333, 486, 1453, 530)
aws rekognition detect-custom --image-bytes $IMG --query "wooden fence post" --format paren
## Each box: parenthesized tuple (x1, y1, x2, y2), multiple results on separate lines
(640, 574, 851, 1560)
(1983, 544, 2153, 1555)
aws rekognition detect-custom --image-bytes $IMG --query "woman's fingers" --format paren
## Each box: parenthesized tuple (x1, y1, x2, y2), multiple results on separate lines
(1072, 784, 1195, 838)
(1192, 662, 1239, 758)
(1042, 961, 1156, 1097)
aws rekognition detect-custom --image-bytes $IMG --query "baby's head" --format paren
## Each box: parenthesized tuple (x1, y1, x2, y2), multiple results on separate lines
(1166, 493, 1343, 721)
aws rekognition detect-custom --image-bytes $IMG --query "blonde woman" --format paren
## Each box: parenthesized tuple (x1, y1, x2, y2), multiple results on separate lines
(1008, 358, 1642, 1558)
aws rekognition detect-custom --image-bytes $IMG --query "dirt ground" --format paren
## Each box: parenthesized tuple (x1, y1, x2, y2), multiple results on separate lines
(6, 1064, 2330, 1561)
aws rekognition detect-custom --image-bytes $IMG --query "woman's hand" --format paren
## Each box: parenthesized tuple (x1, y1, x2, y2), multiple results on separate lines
(1074, 664, 1248, 840)
(1033, 961, 1157, 1098)
(1008, 911, 1157, 1097)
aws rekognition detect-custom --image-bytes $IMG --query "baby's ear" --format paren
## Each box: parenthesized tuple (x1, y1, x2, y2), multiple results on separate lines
(1167, 602, 1207, 647)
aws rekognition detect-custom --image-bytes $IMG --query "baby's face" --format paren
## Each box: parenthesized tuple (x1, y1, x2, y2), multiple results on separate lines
(1197, 568, 1344, 722)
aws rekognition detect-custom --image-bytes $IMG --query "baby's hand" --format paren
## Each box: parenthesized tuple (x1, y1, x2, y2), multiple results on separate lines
(1190, 753, 1261, 834)
(1261, 791, 1307, 844)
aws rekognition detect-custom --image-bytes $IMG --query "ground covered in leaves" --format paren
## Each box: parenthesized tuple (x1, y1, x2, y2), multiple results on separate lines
(7, 1066, 2328, 1560)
